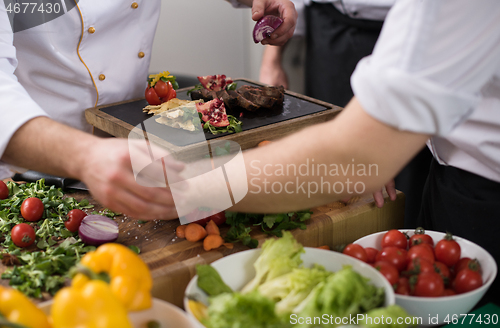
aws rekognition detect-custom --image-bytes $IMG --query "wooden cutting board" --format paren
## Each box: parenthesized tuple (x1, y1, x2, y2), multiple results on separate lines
(0, 189, 405, 308)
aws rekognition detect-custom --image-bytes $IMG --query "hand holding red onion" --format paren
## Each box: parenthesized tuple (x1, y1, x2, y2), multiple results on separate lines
(253, 15, 283, 43)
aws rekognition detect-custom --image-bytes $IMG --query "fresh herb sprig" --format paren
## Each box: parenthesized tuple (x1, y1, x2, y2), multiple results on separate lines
(1, 238, 95, 298)
(224, 210, 312, 248)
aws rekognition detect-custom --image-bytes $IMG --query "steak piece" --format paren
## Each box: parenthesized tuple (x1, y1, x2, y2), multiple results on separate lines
(228, 90, 259, 112)
(190, 84, 285, 113)
(237, 85, 284, 109)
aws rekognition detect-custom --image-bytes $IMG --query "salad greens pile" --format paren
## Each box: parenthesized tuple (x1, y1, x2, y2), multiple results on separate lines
(225, 210, 312, 249)
(195, 232, 415, 328)
(0, 180, 100, 298)
(201, 114, 242, 135)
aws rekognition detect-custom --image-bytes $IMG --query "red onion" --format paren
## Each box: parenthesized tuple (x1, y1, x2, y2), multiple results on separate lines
(78, 215, 119, 246)
(253, 15, 283, 43)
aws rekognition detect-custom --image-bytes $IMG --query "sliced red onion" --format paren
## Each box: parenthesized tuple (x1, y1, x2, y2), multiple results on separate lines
(78, 215, 119, 246)
(253, 15, 283, 43)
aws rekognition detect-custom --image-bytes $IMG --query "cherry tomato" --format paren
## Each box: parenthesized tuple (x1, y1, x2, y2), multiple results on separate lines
(20, 197, 44, 222)
(407, 244, 435, 264)
(204, 211, 226, 226)
(413, 272, 445, 297)
(376, 246, 408, 272)
(64, 209, 88, 232)
(187, 209, 226, 226)
(453, 268, 483, 294)
(409, 227, 434, 247)
(153, 80, 172, 98)
(395, 277, 411, 295)
(405, 257, 434, 276)
(435, 233, 461, 268)
(166, 88, 177, 101)
(373, 261, 399, 286)
(11, 223, 36, 248)
(0, 180, 9, 199)
(434, 261, 451, 285)
(145, 86, 161, 105)
(381, 229, 408, 249)
(454, 257, 482, 276)
(442, 289, 456, 296)
(342, 243, 368, 262)
(365, 247, 379, 264)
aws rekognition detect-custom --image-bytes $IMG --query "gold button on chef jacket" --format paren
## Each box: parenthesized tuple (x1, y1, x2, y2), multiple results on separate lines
(0, 0, 161, 152)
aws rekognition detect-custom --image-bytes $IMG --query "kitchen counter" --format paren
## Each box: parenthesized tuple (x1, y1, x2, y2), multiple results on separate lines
(0, 187, 405, 308)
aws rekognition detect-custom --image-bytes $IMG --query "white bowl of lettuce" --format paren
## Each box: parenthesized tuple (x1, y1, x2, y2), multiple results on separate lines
(184, 232, 414, 328)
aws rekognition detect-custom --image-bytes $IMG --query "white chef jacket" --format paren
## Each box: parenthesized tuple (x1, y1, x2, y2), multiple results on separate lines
(0, 1, 161, 178)
(351, 0, 500, 183)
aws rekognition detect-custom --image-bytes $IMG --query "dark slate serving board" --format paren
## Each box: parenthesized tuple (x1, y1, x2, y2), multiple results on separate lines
(99, 80, 329, 147)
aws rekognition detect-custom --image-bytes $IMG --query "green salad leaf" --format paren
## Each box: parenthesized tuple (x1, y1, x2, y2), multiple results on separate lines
(241, 231, 304, 294)
(203, 291, 287, 328)
(196, 264, 233, 297)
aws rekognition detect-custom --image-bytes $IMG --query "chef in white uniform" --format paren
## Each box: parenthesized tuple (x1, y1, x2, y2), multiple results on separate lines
(0, 0, 297, 220)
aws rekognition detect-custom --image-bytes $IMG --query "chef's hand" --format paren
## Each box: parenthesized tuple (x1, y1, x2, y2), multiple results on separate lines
(79, 138, 184, 220)
(251, 0, 297, 46)
(372, 180, 397, 208)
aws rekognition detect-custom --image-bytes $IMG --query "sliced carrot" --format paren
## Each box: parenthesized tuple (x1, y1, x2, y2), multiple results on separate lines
(317, 245, 330, 250)
(223, 243, 234, 249)
(176, 225, 187, 239)
(185, 223, 207, 242)
(258, 140, 272, 147)
(203, 234, 224, 251)
(205, 220, 220, 236)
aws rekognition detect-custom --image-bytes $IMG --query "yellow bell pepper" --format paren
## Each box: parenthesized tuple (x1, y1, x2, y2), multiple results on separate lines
(51, 280, 132, 328)
(72, 243, 152, 311)
(0, 285, 51, 328)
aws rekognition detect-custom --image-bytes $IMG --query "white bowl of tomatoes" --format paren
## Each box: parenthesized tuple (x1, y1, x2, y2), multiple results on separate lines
(351, 229, 497, 326)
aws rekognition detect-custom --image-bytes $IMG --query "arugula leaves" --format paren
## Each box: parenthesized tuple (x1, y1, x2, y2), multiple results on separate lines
(203, 115, 243, 135)
(224, 210, 312, 249)
(0, 179, 97, 298)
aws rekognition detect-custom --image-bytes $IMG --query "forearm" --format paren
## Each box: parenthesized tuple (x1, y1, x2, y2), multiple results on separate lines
(261, 44, 286, 67)
(229, 98, 430, 212)
(2, 117, 97, 179)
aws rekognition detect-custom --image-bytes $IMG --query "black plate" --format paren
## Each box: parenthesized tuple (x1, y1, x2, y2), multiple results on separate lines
(100, 81, 329, 147)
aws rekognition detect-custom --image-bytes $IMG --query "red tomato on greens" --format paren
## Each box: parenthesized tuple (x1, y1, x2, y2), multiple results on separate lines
(153, 80, 171, 98)
(65, 209, 88, 232)
(0, 180, 9, 199)
(342, 244, 368, 262)
(20, 197, 44, 222)
(11, 223, 36, 248)
(145, 86, 161, 105)
(381, 230, 408, 249)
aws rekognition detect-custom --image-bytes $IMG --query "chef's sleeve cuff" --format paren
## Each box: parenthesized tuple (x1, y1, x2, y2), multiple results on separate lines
(351, 57, 480, 136)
